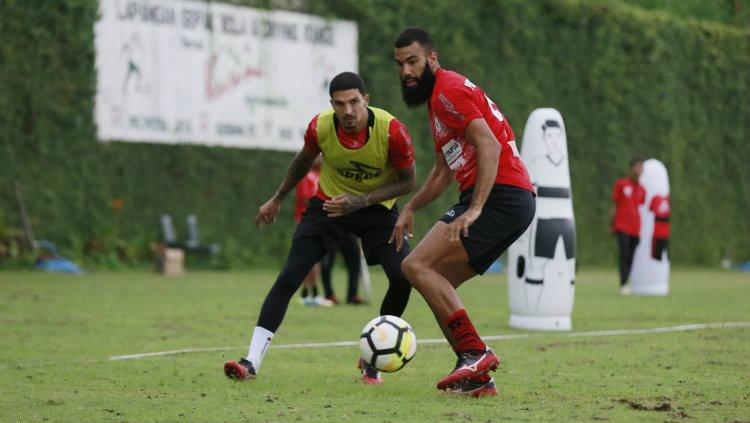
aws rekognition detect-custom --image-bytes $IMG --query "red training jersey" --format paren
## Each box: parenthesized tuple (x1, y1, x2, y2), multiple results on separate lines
(295, 168, 320, 224)
(428, 68, 534, 193)
(612, 177, 645, 236)
(302, 113, 415, 200)
(650, 195, 670, 238)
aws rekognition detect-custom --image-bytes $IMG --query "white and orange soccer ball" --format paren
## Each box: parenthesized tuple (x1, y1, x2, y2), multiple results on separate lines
(358, 315, 417, 372)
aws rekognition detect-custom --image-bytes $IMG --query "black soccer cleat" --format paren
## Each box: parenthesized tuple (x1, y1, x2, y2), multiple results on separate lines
(224, 358, 257, 381)
(436, 349, 499, 390)
(446, 374, 497, 397)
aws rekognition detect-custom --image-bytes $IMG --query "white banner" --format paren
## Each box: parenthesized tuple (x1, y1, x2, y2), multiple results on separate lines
(94, 0, 358, 150)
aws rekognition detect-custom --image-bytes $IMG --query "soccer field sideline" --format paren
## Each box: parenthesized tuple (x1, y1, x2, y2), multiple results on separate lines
(106, 320, 750, 361)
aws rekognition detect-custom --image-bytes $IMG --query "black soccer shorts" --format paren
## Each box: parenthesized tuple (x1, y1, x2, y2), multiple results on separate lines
(294, 197, 410, 265)
(439, 184, 535, 274)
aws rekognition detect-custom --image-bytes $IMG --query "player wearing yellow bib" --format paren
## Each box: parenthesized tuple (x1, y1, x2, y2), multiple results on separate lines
(224, 72, 417, 385)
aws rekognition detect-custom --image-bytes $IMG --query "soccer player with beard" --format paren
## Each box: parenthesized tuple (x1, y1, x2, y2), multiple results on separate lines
(224, 72, 416, 385)
(390, 28, 536, 397)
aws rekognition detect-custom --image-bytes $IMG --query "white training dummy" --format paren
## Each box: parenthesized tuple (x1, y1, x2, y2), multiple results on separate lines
(630, 159, 670, 296)
(507, 108, 575, 331)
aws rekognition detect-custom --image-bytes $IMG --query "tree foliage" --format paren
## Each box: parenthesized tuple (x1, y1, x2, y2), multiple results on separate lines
(1, 0, 747, 267)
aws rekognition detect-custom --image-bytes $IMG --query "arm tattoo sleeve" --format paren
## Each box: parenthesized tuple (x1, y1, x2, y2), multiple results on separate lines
(358, 165, 416, 207)
(274, 151, 317, 201)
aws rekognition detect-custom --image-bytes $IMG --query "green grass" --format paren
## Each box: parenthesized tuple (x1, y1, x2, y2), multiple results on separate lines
(1, 268, 748, 422)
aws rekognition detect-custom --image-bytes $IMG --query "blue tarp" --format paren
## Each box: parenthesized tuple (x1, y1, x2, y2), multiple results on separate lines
(36, 257, 83, 274)
(486, 260, 505, 274)
(34, 239, 83, 274)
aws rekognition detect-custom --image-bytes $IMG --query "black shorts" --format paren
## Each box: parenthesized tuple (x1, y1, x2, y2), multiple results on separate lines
(651, 237, 669, 261)
(294, 197, 409, 265)
(439, 184, 535, 274)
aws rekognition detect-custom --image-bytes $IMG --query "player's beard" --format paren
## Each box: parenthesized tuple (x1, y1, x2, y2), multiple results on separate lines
(400, 65, 436, 108)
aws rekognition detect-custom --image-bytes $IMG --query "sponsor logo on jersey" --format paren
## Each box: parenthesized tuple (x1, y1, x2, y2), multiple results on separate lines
(399, 126, 412, 147)
(433, 116, 443, 134)
(438, 93, 464, 121)
(441, 139, 466, 171)
(335, 160, 383, 182)
(656, 198, 670, 214)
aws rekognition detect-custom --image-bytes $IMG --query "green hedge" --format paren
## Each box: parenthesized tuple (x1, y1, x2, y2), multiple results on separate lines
(1, 0, 748, 268)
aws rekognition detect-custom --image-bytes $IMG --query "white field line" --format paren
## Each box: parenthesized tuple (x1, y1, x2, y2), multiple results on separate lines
(106, 321, 750, 361)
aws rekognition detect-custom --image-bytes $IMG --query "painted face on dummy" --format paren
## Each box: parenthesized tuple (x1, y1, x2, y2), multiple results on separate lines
(330, 89, 370, 134)
(394, 42, 438, 108)
(543, 126, 565, 165)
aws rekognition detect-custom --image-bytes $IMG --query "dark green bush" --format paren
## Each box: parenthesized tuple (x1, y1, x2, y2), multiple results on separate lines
(1, 0, 747, 268)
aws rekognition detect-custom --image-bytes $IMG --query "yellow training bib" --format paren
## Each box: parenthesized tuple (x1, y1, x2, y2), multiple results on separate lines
(317, 107, 399, 209)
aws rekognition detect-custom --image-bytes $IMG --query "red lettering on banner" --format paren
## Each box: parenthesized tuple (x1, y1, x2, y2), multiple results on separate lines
(205, 54, 263, 100)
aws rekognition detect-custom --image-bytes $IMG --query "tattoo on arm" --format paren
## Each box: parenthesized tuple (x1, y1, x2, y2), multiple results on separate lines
(358, 166, 416, 208)
(274, 150, 317, 201)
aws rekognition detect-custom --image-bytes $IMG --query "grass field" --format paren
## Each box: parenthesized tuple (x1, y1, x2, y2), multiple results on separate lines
(1, 268, 748, 422)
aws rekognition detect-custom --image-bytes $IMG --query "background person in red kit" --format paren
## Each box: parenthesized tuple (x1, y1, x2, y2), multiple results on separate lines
(319, 233, 365, 305)
(611, 159, 645, 294)
(649, 195, 670, 261)
(294, 157, 333, 306)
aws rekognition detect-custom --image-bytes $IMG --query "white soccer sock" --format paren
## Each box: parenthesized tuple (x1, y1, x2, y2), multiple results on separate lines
(246, 326, 274, 372)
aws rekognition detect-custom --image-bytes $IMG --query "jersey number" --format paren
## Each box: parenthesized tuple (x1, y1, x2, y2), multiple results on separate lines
(485, 95, 504, 122)
(508, 140, 520, 158)
(485, 95, 520, 157)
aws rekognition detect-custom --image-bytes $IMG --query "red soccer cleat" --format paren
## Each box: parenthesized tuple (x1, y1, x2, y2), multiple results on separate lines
(436, 349, 500, 390)
(347, 295, 366, 305)
(224, 358, 256, 381)
(358, 357, 383, 385)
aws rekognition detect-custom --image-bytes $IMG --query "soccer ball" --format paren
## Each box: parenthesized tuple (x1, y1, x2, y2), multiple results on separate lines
(358, 315, 417, 372)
